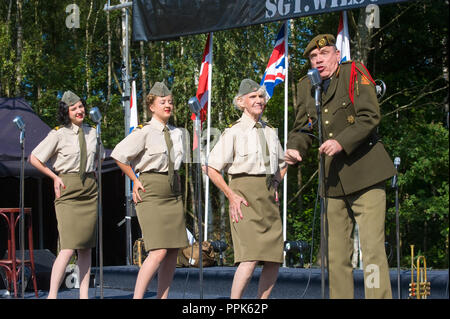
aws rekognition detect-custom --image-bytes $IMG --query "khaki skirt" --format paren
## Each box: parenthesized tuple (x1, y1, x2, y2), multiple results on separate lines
(136, 172, 188, 251)
(54, 173, 98, 250)
(229, 175, 284, 264)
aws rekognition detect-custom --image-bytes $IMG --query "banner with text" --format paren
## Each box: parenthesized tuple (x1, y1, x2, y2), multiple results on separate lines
(132, 0, 412, 41)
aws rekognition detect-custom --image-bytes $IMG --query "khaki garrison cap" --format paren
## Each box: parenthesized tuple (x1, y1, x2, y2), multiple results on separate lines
(303, 34, 336, 58)
(149, 81, 172, 97)
(61, 90, 81, 106)
(238, 79, 260, 96)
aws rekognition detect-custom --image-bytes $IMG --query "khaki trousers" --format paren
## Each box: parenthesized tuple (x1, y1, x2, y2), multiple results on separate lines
(326, 183, 392, 299)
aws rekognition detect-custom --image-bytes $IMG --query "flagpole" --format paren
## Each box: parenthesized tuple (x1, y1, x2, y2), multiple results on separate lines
(204, 33, 213, 241)
(282, 21, 289, 267)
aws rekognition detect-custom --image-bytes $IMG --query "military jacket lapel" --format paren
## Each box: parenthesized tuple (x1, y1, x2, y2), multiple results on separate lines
(322, 74, 339, 106)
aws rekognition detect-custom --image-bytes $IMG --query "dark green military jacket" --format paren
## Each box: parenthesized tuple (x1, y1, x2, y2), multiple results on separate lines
(287, 61, 396, 197)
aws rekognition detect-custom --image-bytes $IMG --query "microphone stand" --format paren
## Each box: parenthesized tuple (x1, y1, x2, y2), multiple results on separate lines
(95, 122, 104, 299)
(314, 83, 328, 299)
(392, 158, 401, 299)
(19, 128, 25, 299)
(192, 110, 204, 299)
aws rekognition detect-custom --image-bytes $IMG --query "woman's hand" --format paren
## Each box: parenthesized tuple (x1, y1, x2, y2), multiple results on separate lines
(53, 176, 66, 199)
(228, 191, 248, 223)
(271, 179, 280, 205)
(132, 179, 146, 204)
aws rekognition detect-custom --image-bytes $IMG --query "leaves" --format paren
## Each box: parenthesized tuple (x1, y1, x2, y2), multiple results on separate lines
(0, 0, 448, 267)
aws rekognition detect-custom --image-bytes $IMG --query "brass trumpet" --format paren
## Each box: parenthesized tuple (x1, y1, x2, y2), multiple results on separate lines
(408, 245, 431, 299)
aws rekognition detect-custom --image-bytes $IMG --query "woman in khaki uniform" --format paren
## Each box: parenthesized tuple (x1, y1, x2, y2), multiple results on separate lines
(29, 91, 104, 299)
(204, 79, 287, 299)
(111, 82, 188, 299)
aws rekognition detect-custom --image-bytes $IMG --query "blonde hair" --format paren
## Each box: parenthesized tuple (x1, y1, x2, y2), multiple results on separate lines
(145, 93, 158, 112)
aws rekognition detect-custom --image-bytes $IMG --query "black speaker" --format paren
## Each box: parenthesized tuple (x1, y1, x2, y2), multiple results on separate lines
(0, 249, 55, 291)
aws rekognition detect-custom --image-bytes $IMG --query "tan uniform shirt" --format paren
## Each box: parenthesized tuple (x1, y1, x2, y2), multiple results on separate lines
(111, 117, 185, 173)
(31, 123, 104, 174)
(207, 112, 286, 175)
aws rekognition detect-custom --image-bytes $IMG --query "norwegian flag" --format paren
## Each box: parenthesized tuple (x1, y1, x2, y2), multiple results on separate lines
(191, 33, 212, 124)
(336, 11, 351, 63)
(260, 23, 287, 99)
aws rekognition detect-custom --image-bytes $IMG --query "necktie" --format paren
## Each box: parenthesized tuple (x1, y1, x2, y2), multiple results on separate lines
(163, 126, 175, 193)
(255, 122, 272, 189)
(78, 126, 87, 183)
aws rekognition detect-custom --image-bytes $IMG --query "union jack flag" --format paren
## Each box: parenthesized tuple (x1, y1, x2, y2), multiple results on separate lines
(260, 23, 286, 100)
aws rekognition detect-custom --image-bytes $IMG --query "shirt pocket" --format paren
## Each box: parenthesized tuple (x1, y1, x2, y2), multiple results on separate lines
(147, 143, 167, 159)
(331, 96, 356, 128)
(60, 143, 80, 159)
(236, 137, 258, 157)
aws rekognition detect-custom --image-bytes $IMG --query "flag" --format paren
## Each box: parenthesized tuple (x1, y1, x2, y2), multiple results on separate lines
(191, 33, 211, 124)
(260, 23, 287, 100)
(336, 11, 351, 63)
(129, 80, 138, 134)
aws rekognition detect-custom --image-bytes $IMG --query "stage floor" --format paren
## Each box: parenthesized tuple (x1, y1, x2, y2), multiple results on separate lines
(1, 266, 448, 299)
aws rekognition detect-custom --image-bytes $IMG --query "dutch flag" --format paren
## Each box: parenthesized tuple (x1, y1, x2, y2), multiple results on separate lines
(336, 11, 351, 63)
(260, 23, 287, 100)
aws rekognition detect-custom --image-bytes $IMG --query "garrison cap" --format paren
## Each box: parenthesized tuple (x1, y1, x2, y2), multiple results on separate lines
(303, 34, 336, 58)
(61, 90, 81, 106)
(238, 79, 260, 96)
(149, 81, 172, 97)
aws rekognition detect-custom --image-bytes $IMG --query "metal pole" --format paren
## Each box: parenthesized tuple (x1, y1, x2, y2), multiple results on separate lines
(282, 21, 289, 267)
(204, 33, 213, 242)
(193, 113, 204, 299)
(123, 1, 133, 267)
(392, 156, 401, 299)
(104, 1, 133, 265)
(314, 82, 328, 299)
(19, 131, 25, 299)
(96, 124, 104, 299)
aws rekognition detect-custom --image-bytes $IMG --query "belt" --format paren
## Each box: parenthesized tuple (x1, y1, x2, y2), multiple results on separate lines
(59, 172, 95, 176)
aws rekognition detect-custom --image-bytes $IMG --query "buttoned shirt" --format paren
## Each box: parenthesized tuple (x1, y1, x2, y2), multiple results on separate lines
(207, 112, 286, 175)
(31, 123, 104, 174)
(111, 117, 185, 173)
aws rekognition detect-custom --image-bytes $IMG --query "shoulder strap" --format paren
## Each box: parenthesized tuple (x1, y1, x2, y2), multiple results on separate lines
(349, 61, 376, 104)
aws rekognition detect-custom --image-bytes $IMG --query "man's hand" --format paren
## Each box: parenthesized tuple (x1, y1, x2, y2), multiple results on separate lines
(285, 149, 303, 165)
(319, 139, 343, 157)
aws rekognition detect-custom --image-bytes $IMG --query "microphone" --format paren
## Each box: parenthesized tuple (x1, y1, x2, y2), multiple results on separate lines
(188, 96, 201, 114)
(375, 79, 387, 100)
(13, 116, 25, 131)
(394, 157, 400, 169)
(307, 68, 322, 88)
(391, 156, 400, 188)
(89, 107, 102, 123)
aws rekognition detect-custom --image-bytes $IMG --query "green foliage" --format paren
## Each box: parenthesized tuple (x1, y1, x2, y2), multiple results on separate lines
(1, 0, 448, 267)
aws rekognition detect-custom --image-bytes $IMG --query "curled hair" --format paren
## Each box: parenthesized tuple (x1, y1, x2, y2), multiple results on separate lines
(57, 99, 87, 126)
(145, 93, 158, 113)
(232, 86, 269, 111)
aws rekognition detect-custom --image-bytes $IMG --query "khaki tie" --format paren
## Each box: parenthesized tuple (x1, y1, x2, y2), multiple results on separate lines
(163, 126, 176, 193)
(255, 122, 272, 189)
(78, 126, 87, 183)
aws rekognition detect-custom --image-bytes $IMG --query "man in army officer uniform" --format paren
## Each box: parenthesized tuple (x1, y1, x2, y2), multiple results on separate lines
(285, 34, 396, 299)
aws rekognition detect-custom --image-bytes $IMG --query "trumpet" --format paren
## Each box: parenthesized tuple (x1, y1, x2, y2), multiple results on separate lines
(408, 245, 431, 299)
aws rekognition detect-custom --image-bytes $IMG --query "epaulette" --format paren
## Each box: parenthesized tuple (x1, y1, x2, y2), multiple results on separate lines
(228, 120, 240, 128)
(265, 123, 274, 129)
(298, 74, 308, 83)
(53, 126, 60, 131)
(132, 124, 144, 132)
